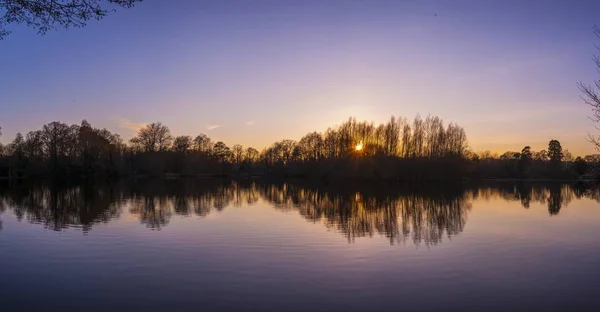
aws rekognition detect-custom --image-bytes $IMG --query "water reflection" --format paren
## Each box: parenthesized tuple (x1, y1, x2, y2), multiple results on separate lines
(258, 183, 471, 245)
(0, 182, 122, 232)
(0, 180, 598, 245)
(471, 182, 599, 216)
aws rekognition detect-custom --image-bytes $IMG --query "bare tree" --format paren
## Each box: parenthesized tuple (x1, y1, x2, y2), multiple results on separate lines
(578, 25, 600, 150)
(0, 0, 142, 39)
(383, 116, 400, 156)
(533, 150, 548, 162)
(272, 140, 296, 165)
(323, 128, 339, 159)
(297, 132, 323, 161)
(41, 121, 76, 163)
(130, 122, 172, 153)
(231, 144, 244, 164)
(245, 147, 259, 163)
(212, 141, 231, 163)
(172, 136, 192, 154)
(193, 134, 212, 155)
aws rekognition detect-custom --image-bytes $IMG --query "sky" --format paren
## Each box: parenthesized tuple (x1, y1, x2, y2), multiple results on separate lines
(1, 0, 600, 156)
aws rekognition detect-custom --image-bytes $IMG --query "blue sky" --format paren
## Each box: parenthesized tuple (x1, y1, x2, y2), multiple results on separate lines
(1, 0, 600, 155)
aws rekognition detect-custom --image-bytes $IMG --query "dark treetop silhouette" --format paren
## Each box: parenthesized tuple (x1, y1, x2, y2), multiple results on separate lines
(0, 115, 597, 181)
(0, 0, 142, 39)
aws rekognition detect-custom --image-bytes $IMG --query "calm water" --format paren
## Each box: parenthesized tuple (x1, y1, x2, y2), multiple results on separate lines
(0, 180, 599, 312)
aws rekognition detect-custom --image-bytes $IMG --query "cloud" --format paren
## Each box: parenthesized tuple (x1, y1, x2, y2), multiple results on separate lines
(206, 124, 222, 130)
(245, 121, 255, 126)
(117, 119, 147, 132)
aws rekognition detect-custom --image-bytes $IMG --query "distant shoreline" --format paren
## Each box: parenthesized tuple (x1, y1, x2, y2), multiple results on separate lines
(0, 174, 596, 185)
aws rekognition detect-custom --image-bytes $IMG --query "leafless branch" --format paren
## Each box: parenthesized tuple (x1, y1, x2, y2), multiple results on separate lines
(0, 0, 142, 39)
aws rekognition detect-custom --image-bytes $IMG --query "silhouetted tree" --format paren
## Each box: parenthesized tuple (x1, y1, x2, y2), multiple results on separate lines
(520, 146, 532, 159)
(323, 128, 340, 159)
(584, 154, 600, 163)
(245, 147, 259, 163)
(548, 140, 563, 164)
(172, 135, 192, 154)
(297, 132, 324, 161)
(267, 139, 296, 165)
(231, 144, 244, 163)
(212, 142, 231, 163)
(130, 122, 172, 153)
(518, 146, 532, 176)
(193, 134, 212, 155)
(578, 25, 600, 150)
(533, 150, 548, 162)
(40, 121, 78, 175)
(77, 120, 123, 176)
(0, 0, 142, 39)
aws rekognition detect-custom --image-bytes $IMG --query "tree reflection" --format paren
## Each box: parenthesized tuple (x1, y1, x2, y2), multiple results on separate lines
(0, 181, 122, 232)
(0, 191, 5, 231)
(546, 184, 563, 216)
(0, 181, 597, 244)
(257, 183, 471, 246)
(469, 182, 587, 216)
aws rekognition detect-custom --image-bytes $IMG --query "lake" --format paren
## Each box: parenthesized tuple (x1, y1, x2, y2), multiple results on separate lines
(0, 180, 599, 312)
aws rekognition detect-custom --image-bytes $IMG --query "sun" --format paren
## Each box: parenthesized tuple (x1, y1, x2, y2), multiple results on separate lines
(355, 141, 363, 151)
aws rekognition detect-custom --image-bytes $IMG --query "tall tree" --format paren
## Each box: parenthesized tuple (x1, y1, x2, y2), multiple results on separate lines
(578, 25, 600, 150)
(383, 116, 401, 156)
(41, 121, 77, 171)
(323, 128, 339, 159)
(548, 140, 563, 163)
(78, 119, 112, 175)
(0, 0, 142, 39)
(231, 144, 244, 164)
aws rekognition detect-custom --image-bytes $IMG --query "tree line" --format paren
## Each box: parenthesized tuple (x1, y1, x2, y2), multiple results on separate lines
(469, 140, 596, 180)
(0, 115, 597, 181)
(0, 115, 470, 181)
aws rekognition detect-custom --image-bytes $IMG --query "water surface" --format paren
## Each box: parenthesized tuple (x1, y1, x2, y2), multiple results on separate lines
(0, 180, 599, 312)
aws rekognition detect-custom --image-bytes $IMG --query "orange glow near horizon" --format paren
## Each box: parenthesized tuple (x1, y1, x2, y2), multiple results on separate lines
(355, 142, 363, 151)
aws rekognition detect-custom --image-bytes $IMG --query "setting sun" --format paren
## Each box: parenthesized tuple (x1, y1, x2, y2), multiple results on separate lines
(355, 142, 363, 151)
